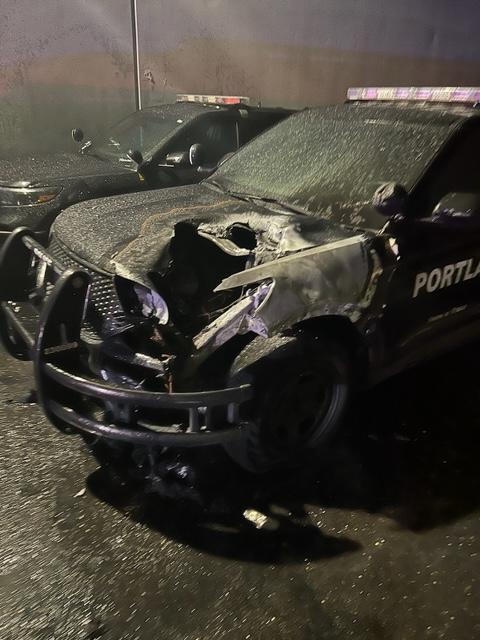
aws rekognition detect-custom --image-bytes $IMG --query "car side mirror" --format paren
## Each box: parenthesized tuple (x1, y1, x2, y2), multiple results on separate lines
(165, 150, 190, 166)
(165, 143, 206, 168)
(433, 192, 480, 226)
(127, 149, 144, 166)
(188, 143, 204, 167)
(372, 182, 408, 217)
(71, 128, 84, 143)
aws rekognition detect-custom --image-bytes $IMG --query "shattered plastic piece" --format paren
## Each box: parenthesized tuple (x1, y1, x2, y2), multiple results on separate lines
(194, 283, 272, 350)
(243, 509, 269, 529)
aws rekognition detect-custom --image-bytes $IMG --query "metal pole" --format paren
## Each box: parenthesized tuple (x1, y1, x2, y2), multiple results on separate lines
(130, 0, 142, 110)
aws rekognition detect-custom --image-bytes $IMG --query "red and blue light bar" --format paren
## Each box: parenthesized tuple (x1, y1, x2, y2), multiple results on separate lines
(347, 87, 480, 104)
(177, 94, 250, 106)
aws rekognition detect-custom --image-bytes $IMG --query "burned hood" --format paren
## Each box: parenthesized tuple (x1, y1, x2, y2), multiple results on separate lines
(0, 152, 129, 188)
(53, 183, 383, 348)
(52, 183, 365, 279)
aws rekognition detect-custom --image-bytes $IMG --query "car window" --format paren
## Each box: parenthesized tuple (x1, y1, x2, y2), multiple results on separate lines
(412, 122, 480, 216)
(162, 114, 238, 165)
(91, 111, 185, 159)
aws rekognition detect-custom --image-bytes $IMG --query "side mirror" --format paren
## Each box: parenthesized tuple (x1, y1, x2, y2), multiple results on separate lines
(372, 182, 408, 217)
(127, 149, 144, 166)
(165, 143, 206, 168)
(188, 143, 204, 167)
(165, 150, 190, 166)
(433, 192, 480, 225)
(71, 128, 84, 143)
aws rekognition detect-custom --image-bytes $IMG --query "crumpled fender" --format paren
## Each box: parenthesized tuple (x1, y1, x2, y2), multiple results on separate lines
(213, 235, 380, 336)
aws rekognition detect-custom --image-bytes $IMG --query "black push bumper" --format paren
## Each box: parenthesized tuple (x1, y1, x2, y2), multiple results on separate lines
(0, 228, 252, 447)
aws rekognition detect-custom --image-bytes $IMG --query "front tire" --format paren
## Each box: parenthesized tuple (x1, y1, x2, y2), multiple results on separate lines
(224, 333, 351, 472)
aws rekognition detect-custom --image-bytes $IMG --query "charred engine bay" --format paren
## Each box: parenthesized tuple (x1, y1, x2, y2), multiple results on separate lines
(148, 221, 252, 350)
(112, 219, 257, 390)
(59, 184, 374, 393)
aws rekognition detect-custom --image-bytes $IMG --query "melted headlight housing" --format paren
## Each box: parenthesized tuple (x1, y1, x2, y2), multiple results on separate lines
(115, 277, 169, 324)
(133, 283, 169, 324)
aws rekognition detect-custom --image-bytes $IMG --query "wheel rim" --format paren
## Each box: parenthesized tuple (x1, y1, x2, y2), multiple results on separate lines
(265, 367, 334, 453)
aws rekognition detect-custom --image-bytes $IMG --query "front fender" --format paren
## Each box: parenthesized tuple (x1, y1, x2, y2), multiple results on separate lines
(215, 235, 380, 335)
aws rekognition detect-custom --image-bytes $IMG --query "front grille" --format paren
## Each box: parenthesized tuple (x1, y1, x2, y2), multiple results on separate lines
(48, 236, 128, 335)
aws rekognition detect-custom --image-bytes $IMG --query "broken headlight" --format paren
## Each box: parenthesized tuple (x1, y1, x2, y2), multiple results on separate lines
(193, 281, 274, 351)
(0, 185, 61, 206)
(115, 277, 169, 324)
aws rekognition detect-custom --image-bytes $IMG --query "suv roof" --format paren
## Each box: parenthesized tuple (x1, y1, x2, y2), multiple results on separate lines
(345, 86, 480, 124)
(143, 101, 293, 120)
(348, 99, 480, 123)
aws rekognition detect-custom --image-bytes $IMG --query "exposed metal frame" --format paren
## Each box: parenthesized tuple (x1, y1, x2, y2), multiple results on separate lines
(0, 228, 252, 447)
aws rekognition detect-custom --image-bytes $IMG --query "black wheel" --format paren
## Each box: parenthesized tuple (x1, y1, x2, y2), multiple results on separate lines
(224, 333, 351, 472)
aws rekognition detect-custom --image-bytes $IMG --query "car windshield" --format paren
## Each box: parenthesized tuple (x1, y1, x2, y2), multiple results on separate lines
(208, 106, 453, 227)
(87, 110, 186, 160)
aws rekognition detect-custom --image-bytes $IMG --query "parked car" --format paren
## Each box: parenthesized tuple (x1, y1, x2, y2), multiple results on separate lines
(3, 86, 480, 473)
(0, 95, 293, 245)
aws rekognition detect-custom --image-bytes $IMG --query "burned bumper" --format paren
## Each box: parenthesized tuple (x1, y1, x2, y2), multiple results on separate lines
(0, 228, 252, 447)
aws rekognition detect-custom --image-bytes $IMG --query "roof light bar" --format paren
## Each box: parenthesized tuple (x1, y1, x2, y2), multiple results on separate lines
(347, 87, 480, 104)
(176, 94, 250, 106)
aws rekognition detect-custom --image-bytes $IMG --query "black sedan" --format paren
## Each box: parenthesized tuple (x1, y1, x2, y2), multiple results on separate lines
(0, 96, 292, 244)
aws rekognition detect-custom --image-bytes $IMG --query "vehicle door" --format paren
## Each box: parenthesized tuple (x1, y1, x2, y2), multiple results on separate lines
(381, 119, 480, 363)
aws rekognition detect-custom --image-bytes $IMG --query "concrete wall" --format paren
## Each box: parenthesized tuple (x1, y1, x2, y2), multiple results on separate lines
(1, 0, 480, 157)
(0, 0, 135, 157)
(137, 0, 480, 109)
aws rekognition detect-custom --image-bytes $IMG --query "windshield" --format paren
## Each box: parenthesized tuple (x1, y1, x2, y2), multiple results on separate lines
(88, 110, 185, 160)
(209, 106, 453, 225)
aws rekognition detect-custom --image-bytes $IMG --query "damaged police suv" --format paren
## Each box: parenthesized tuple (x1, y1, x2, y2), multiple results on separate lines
(2, 86, 480, 472)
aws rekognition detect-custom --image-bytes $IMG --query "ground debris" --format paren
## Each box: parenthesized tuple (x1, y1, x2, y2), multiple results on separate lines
(243, 509, 269, 529)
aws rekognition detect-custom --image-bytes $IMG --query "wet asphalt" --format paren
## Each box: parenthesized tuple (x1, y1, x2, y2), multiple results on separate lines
(1, 345, 480, 640)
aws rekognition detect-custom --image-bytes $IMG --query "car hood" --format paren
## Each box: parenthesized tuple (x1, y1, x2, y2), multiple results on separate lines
(0, 152, 131, 187)
(53, 183, 383, 341)
(52, 183, 367, 276)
